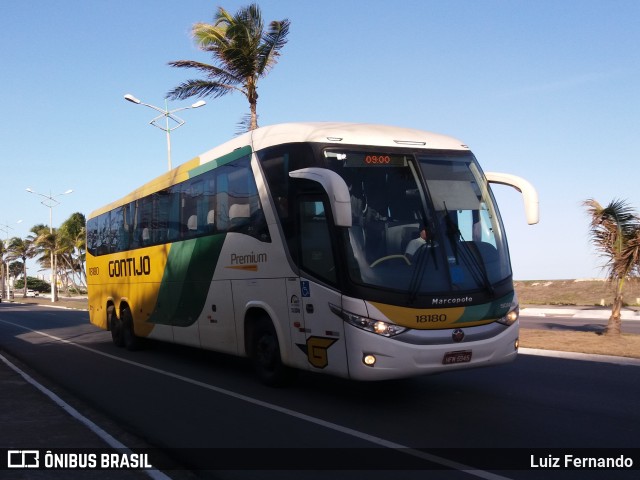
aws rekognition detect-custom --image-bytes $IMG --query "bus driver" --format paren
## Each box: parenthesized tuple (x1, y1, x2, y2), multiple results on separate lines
(405, 224, 431, 260)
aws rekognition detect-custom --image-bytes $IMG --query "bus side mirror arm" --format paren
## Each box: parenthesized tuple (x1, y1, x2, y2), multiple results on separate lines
(289, 168, 353, 227)
(486, 172, 539, 225)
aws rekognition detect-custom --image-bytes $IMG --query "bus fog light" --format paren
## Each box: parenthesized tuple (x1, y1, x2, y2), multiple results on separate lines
(363, 354, 377, 366)
(514, 338, 519, 350)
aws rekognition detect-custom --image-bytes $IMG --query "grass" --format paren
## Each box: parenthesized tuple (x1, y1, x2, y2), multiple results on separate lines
(520, 330, 640, 359)
(9, 280, 640, 360)
(515, 278, 640, 306)
(516, 279, 640, 359)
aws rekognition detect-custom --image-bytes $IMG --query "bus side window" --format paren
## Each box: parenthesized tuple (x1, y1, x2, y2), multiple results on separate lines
(137, 197, 153, 247)
(229, 202, 250, 229)
(86, 218, 98, 256)
(298, 199, 336, 284)
(204, 173, 216, 233)
(214, 156, 269, 242)
(112, 206, 126, 252)
(88, 216, 104, 256)
(164, 187, 180, 242)
(181, 179, 203, 239)
(129, 200, 141, 249)
(96, 212, 110, 255)
(152, 190, 168, 243)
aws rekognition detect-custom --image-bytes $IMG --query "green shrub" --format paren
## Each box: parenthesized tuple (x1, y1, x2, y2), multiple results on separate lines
(14, 277, 51, 293)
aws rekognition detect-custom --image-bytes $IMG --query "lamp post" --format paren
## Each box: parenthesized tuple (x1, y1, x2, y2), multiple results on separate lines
(124, 94, 206, 171)
(26, 188, 73, 303)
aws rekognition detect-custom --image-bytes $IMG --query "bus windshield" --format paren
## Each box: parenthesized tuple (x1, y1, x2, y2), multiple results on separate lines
(324, 149, 512, 296)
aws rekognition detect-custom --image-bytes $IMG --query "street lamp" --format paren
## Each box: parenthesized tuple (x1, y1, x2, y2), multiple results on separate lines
(26, 188, 73, 303)
(124, 93, 206, 171)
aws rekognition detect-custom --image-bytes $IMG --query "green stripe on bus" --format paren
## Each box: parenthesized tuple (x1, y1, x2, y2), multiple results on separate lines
(454, 292, 514, 324)
(189, 145, 253, 178)
(148, 234, 226, 327)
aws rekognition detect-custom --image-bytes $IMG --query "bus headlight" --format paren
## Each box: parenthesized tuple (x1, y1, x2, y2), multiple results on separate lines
(332, 305, 406, 337)
(496, 303, 519, 326)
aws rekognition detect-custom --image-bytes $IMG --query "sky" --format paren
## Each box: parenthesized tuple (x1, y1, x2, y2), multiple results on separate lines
(1, 0, 639, 280)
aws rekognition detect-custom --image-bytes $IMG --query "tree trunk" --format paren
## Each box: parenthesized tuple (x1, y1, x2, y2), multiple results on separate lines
(605, 279, 624, 336)
(22, 261, 27, 298)
(249, 100, 258, 130)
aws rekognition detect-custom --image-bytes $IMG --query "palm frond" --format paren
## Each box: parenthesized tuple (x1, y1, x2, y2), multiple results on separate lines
(257, 19, 290, 75)
(193, 22, 229, 51)
(584, 197, 640, 280)
(166, 79, 235, 101)
(597, 199, 637, 235)
(617, 228, 640, 278)
(213, 5, 235, 28)
(232, 4, 263, 42)
(167, 60, 242, 85)
(235, 113, 257, 135)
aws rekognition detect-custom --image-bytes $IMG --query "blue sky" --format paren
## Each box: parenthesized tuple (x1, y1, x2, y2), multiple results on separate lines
(1, 0, 639, 280)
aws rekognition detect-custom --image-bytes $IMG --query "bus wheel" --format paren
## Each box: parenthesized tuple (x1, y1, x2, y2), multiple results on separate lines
(251, 318, 292, 387)
(108, 305, 124, 348)
(121, 307, 141, 351)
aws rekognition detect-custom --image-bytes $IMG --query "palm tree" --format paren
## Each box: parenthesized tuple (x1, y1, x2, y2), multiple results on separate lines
(0, 240, 6, 299)
(583, 198, 640, 336)
(32, 226, 63, 301)
(59, 213, 87, 292)
(167, 3, 290, 131)
(5, 236, 35, 297)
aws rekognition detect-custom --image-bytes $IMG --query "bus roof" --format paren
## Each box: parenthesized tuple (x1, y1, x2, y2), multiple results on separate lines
(89, 122, 469, 218)
(251, 122, 469, 151)
(197, 122, 469, 165)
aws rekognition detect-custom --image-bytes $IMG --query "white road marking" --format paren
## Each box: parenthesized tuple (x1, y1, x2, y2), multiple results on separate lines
(0, 318, 511, 479)
(0, 351, 172, 480)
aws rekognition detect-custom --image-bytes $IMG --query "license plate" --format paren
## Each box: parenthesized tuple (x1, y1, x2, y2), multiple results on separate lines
(442, 350, 472, 365)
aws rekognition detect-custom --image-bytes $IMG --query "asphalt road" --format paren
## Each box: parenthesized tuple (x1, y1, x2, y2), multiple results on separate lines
(1, 303, 638, 480)
(519, 307, 640, 334)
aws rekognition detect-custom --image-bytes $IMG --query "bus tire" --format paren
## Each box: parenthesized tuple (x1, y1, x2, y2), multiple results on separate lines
(108, 305, 125, 348)
(251, 318, 292, 387)
(121, 307, 141, 351)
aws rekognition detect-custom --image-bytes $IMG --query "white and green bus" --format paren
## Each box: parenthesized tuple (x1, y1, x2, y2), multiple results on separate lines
(87, 122, 538, 384)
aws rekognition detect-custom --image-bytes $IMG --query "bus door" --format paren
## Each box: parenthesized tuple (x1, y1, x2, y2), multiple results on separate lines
(294, 196, 348, 378)
(197, 280, 238, 355)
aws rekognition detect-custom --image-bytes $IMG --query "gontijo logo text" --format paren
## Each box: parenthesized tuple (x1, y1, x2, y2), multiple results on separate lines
(108, 256, 151, 278)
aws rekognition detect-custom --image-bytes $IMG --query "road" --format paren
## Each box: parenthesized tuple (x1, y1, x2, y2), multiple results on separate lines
(520, 306, 640, 334)
(1, 303, 639, 479)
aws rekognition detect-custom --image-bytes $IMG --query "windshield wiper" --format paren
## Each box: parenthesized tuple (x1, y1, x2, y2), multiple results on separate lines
(443, 207, 495, 297)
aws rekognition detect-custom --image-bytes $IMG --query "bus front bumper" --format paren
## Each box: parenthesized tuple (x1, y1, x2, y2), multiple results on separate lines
(344, 320, 519, 381)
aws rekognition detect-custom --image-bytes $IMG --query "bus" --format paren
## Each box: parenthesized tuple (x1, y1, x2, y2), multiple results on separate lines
(86, 122, 538, 384)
